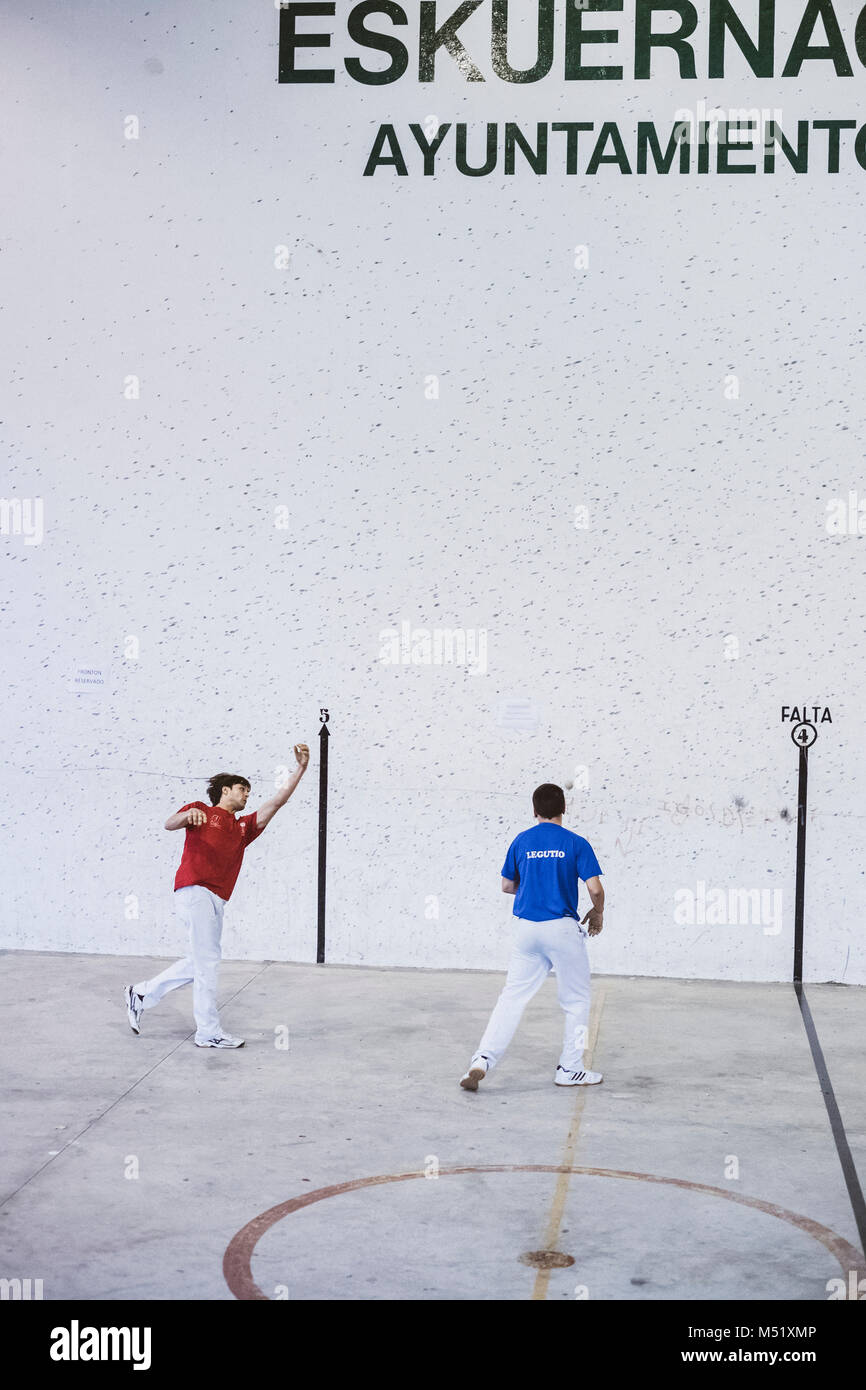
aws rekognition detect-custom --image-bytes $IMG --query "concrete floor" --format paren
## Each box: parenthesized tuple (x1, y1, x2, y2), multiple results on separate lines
(1, 950, 864, 1301)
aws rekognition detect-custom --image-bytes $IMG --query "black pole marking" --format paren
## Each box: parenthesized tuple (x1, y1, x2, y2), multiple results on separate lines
(794, 741, 808, 985)
(795, 983, 866, 1259)
(317, 711, 329, 965)
(787, 719, 866, 1259)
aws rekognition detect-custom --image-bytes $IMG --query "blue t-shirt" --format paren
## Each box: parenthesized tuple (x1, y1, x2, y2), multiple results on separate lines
(501, 823, 602, 923)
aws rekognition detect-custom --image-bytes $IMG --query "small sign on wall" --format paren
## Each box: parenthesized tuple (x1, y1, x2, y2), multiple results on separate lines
(782, 705, 831, 748)
(496, 697, 543, 733)
(68, 661, 108, 695)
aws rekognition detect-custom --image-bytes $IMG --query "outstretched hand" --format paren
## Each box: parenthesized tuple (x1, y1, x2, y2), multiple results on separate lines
(294, 743, 310, 771)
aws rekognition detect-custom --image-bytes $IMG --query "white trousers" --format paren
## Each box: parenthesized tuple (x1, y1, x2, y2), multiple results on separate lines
(134, 885, 226, 1042)
(474, 917, 592, 1072)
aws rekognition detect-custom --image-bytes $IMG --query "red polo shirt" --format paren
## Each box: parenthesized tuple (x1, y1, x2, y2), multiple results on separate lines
(173, 802, 264, 901)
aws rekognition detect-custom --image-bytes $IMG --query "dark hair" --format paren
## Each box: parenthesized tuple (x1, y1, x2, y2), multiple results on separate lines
(532, 783, 565, 819)
(206, 774, 251, 806)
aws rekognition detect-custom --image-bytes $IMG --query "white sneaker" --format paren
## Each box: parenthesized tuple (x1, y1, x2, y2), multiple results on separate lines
(459, 1055, 490, 1091)
(124, 985, 144, 1034)
(195, 1033, 245, 1049)
(555, 1065, 602, 1086)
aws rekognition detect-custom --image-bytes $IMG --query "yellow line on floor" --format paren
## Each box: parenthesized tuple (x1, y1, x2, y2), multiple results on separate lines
(530, 982, 608, 1301)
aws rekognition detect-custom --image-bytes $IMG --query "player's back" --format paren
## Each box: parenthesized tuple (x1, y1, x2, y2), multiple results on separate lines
(502, 822, 601, 923)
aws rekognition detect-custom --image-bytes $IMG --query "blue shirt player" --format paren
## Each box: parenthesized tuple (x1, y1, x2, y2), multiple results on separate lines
(460, 783, 605, 1090)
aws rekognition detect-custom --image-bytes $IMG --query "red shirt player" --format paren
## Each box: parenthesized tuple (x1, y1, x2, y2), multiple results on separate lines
(124, 745, 309, 1048)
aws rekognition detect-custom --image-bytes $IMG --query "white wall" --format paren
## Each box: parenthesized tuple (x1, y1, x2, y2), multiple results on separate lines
(3, 1, 865, 982)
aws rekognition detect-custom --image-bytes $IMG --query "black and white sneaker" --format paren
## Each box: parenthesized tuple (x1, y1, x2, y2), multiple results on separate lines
(195, 1034, 245, 1049)
(124, 985, 144, 1034)
(554, 1065, 602, 1086)
(459, 1055, 490, 1090)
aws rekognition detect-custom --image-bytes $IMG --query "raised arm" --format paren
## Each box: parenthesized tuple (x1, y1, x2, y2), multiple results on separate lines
(165, 806, 207, 831)
(581, 875, 604, 935)
(252, 744, 310, 832)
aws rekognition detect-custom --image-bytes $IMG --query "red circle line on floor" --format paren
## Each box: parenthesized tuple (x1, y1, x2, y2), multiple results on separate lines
(223, 1164, 866, 1300)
